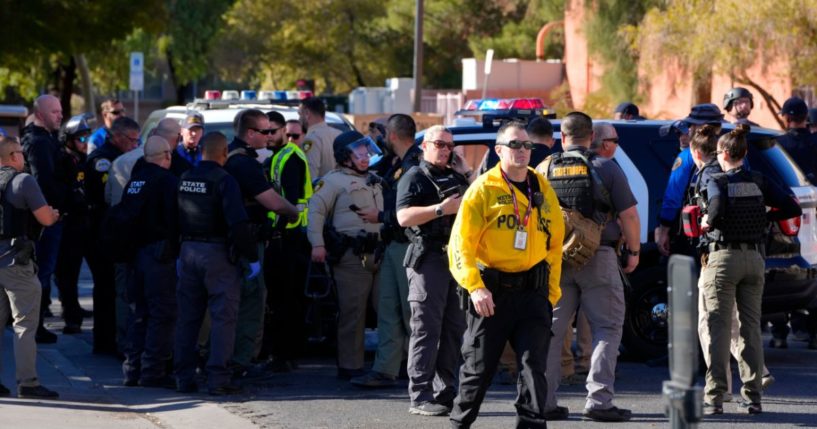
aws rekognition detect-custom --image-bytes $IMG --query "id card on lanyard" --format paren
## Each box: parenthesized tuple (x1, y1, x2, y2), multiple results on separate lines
(500, 169, 532, 250)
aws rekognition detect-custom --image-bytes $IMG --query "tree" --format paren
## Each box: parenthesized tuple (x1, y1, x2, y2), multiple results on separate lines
(627, 0, 817, 128)
(468, 0, 565, 61)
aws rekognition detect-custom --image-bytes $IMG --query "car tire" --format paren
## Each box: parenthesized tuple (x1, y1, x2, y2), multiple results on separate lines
(622, 265, 669, 361)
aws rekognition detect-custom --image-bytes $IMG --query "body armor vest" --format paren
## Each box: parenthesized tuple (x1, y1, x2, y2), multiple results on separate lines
(0, 167, 32, 239)
(405, 163, 466, 244)
(546, 150, 611, 224)
(712, 171, 767, 244)
(178, 166, 230, 239)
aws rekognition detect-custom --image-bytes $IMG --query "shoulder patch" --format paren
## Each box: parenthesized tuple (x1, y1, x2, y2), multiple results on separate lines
(303, 139, 314, 153)
(94, 158, 111, 173)
(393, 167, 403, 181)
(671, 157, 683, 171)
(314, 180, 325, 192)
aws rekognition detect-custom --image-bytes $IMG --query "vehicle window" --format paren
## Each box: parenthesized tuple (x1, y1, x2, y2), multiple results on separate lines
(747, 138, 809, 188)
(205, 123, 237, 142)
(328, 122, 354, 133)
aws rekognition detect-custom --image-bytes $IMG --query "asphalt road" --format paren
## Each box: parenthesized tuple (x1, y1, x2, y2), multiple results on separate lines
(229, 339, 817, 428)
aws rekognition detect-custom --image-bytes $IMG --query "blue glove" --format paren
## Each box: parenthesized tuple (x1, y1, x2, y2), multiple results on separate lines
(247, 261, 261, 280)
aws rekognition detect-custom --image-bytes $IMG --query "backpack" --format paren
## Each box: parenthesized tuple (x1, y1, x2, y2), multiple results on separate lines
(537, 151, 613, 268)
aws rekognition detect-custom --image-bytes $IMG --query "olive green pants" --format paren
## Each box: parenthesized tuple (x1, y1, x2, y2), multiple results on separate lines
(699, 247, 765, 405)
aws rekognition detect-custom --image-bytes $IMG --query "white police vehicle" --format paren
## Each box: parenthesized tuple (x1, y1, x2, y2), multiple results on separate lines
(417, 99, 817, 359)
(141, 98, 356, 162)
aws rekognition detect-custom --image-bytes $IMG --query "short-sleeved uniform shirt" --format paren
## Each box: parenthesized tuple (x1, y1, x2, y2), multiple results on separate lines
(0, 173, 47, 266)
(224, 137, 274, 224)
(589, 153, 638, 243)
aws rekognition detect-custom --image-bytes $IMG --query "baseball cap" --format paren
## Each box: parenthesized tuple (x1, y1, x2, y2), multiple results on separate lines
(592, 122, 618, 146)
(614, 102, 640, 116)
(682, 103, 724, 125)
(780, 97, 808, 117)
(659, 120, 690, 137)
(183, 112, 205, 129)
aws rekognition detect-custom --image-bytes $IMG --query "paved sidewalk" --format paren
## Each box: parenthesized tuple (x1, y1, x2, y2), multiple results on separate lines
(1, 272, 259, 429)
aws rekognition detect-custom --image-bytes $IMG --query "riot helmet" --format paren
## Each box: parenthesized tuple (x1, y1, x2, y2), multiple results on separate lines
(333, 131, 382, 173)
(723, 87, 754, 112)
(60, 113, 93, 144)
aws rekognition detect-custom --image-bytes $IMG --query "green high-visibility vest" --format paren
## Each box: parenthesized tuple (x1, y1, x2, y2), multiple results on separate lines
(268, 142, 312, 228)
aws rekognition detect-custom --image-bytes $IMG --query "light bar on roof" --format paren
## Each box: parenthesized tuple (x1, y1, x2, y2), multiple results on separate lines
(204, 90, 221, 100)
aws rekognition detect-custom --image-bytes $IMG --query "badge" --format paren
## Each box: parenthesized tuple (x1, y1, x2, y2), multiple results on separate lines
(393, 167, 403, 181)
(514, 229, 527, 250)
(94, 158, 111, 173)
(671, 157, 682, 171)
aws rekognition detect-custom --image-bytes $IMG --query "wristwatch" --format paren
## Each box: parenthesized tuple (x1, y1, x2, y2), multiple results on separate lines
(625, 248, 640, 257)
(435, 205, 444, 217)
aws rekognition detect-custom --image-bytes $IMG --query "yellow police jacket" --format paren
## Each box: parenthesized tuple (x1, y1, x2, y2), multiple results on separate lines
(447, 164, 565, 306)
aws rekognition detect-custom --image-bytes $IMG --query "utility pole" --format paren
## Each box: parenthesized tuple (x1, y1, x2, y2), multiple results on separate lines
(412, 0, 424, 113)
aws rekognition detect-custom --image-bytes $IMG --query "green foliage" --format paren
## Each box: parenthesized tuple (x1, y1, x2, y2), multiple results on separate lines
(584, 0, 660, 107)
(468, 0, 565, 60)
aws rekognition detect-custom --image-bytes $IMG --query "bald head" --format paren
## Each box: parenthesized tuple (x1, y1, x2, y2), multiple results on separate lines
(33, 95, 63, 132)
(144, 136, 171, 169)
(152, 118, 182, 149)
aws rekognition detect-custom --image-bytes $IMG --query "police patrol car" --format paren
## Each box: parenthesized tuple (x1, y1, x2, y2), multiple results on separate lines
(141, 98, 356, 162)
(417, 98, 817, 359)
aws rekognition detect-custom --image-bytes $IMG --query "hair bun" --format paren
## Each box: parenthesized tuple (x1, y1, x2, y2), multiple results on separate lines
(696, 124, 718, 137)
(731, 123, 750, 137)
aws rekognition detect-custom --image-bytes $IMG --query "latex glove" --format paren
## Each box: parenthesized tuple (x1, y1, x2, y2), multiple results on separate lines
(247, 261, 261, 280)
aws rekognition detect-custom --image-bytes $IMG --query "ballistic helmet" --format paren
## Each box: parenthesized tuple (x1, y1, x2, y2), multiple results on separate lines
(723, 87, 754, 112)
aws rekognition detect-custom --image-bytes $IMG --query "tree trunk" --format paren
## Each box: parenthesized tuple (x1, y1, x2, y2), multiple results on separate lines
(57, 56, 77, 117)
(691, 67, 712, 106)
(165, 47, 186, 105)
(75, 54, 96, 118)
(736, 73, 785, 129)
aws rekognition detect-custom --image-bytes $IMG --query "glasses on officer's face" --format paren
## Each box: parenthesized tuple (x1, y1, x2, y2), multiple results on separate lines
(250, 127, 279, 135)
(109, 109, 124, 116)
(286, 133, 301, 139)
(498, 140, 534, 150)
(426, 140, 454, 150)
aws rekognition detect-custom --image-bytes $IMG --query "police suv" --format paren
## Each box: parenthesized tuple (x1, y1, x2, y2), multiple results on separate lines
(417, 99, 817, 360)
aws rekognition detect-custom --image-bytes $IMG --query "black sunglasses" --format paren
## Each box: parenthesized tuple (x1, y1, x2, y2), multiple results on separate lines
(286, 133, 301, 139)
(426, 140, 454, 150)
(498, 140, 534, 150)
(109, 109, 124, 116)
(250, 127, 280, 135)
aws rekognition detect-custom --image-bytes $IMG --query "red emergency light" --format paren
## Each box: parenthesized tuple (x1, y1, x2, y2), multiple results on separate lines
(204, 90, 221, 100)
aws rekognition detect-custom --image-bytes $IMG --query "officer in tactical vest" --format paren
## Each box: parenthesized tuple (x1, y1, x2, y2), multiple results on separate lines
(54, 114, 93, 334)
(396, 125, 470, 416)
(0, 135, 61, 399)
(308, 131, 384, 380)
(261, 110, 312, 371)
(697, 125, 801, 415)
(351, 114, 424, 388)
(223, 109, 298, 378)
(448, 120, 565, 428)
(537, 112, 641, 422)
(120, 136, 180, 389)
(685, 125, 775, 405)
(175, 132, 260, 395)
(86, 116, 140, 355)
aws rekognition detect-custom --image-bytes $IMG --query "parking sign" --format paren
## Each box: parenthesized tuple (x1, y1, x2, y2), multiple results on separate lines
(129, 52, 144, 91)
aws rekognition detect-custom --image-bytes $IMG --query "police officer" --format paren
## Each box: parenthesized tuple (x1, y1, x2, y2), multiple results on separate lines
(538, 112, 640, 422)
(300, 97, 342, 179)
(120, 136, 179, 388)
(448, 120, 565, 428)
(723, 87, 758, 126)
(223, 109, 298, 377)
(86, 116, 140, 355)
(655, 104, 725, 257)
(175, 132, 260, 395)
(54, 114, 93, 334)
(479, 116, 555, 175)
(396, 125, 469, 416)
(351, 114, 423, 388)
(697, 125, 801, 415)
(808, 108, 817, 134)
(261, 110, 312, 370)
(20, 94, 67, 343)
(0, 135, 61, 398)
(176, 111, 204, 168)
(308, 131, 384, 379)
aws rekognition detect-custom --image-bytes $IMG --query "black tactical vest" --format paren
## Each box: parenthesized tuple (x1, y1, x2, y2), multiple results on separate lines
(712, 171, 767, 244)
(0, 167, 32, 239)
(178, 166, 230, 239)
(405, 163, 466, 244)
(546, 150, 610, 224)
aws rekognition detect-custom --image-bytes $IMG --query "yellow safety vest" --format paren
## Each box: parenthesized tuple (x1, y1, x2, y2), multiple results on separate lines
(268, 142, 313, 228)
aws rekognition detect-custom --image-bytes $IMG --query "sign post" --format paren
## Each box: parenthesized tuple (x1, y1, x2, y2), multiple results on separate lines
(129, 52, 144, 122)
(481, 49, 494, 100)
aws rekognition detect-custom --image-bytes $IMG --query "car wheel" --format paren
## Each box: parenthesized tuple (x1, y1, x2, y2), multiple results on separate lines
(622, 265, 669, 361)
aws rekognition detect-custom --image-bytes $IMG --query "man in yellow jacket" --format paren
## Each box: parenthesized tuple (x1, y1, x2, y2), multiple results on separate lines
(448, 120, 565, 429)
